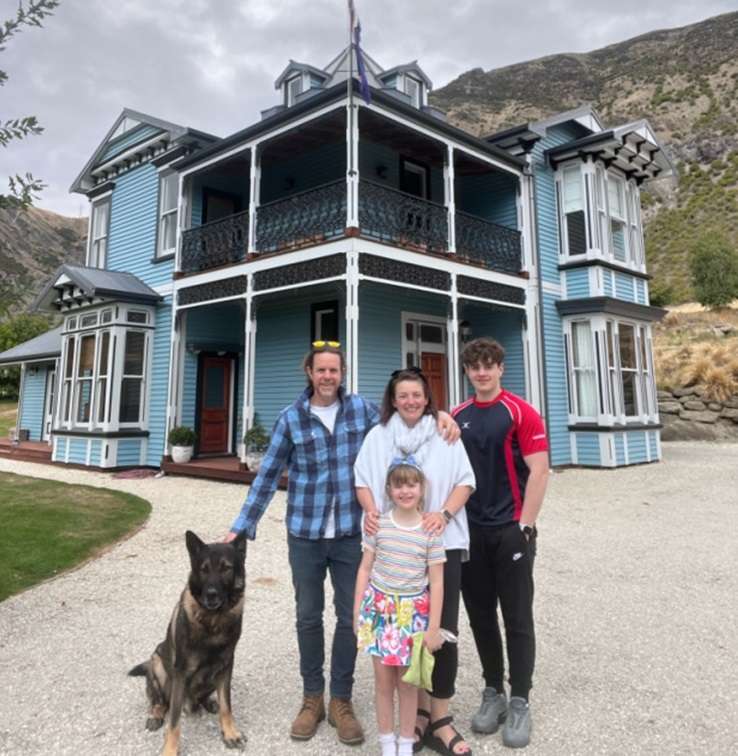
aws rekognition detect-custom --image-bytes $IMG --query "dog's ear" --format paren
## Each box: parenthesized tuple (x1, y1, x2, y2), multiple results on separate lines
(233, 529, 248, 561)
(185, 530, 206, 559)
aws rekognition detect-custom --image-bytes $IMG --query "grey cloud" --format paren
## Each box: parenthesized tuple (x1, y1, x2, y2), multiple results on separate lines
(1, 0, 735, 216)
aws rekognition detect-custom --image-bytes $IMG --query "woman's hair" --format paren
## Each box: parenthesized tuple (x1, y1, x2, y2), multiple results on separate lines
(379, 367, 438, 425)
(385, 463, 426, 511)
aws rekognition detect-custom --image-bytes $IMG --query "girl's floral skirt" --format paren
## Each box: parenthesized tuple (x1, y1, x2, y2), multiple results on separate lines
(357, 583, 429, 666)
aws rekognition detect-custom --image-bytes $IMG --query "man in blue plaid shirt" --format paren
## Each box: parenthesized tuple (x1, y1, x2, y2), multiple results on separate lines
(226, 342, 458, 746)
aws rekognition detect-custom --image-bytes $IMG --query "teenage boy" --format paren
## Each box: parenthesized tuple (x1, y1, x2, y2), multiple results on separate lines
(453, 337, 549, 749)
(225, 342, 459, 746)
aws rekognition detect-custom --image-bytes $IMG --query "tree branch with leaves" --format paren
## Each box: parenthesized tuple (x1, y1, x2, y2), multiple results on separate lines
(0, 0, 60, 210)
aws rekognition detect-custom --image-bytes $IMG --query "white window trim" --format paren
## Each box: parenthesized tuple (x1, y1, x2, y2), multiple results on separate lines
(87, 196, 111, 268)
(564, 315, 658, 426)
(285, 73, 305, 106)
(403, 74, 423, 108)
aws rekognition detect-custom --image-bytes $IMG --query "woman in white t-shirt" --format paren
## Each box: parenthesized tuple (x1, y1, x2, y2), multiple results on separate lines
(354, 368, 475, 756)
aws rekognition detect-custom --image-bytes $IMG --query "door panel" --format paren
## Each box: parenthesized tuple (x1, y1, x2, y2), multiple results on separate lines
(198, 356, 231, 454)
(421, 352, 447, 412)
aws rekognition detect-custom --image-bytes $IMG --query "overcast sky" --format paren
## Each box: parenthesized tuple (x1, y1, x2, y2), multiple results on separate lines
(2, 0, 735, 217)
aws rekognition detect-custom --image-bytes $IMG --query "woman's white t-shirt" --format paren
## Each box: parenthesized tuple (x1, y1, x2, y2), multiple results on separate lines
(354, 421, 476, 555)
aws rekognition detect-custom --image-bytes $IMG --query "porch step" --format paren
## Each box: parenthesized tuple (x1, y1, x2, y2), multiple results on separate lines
(160, 457, 287, 489)
(0, 445, 53, 464)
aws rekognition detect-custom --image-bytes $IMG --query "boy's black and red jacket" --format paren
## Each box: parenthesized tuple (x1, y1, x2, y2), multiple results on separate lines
(452, 390, 548, 526)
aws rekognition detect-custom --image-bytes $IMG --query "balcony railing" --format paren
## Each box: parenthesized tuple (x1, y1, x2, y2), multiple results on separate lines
(180, 209, 249, 274)
(455, 210, 522, 274)
(256, 180, 346, 252)
(359, 179, 448, 253)
(178, 180, 521, 276)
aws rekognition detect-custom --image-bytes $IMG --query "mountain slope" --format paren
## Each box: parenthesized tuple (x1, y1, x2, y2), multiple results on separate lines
(0, 207, 87, 315)
(431, 11, 738, 302)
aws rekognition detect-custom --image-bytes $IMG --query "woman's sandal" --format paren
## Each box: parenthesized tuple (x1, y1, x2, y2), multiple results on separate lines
(413, 708, 431, 753)
(424, 716, 472, 756)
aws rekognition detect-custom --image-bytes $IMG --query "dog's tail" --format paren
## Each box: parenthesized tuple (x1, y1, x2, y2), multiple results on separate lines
(128, 661, 149, 677)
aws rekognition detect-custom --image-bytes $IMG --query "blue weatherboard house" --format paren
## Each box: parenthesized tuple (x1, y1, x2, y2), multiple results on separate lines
(0, 45, 673, 475)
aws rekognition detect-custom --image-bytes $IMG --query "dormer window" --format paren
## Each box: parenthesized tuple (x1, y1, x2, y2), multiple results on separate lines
(404, 75, 422, 107)
(286, 75, 303, 106)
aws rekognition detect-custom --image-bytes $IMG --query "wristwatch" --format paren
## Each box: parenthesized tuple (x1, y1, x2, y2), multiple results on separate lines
(441, 509, 453, 523)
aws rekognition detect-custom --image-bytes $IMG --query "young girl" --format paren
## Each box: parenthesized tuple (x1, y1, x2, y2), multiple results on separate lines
(354, 460, 445, 756)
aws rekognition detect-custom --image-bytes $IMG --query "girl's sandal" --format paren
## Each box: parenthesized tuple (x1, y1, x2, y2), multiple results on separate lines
(424, 716, 473, 756)
(413, 708, 431, 753)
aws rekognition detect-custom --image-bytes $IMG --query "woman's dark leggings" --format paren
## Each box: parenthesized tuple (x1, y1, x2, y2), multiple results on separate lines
(429, 549, 463, 700)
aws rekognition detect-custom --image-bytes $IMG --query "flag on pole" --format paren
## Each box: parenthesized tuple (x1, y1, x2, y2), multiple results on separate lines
(348, 0, 371, 104)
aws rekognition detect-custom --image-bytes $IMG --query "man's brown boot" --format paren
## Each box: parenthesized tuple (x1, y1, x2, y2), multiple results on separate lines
(290, 693, 325, 740)
(328, 696, 365, 745)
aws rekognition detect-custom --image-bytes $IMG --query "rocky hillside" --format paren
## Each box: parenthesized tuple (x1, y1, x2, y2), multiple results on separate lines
(0, 207, 87, 315)
(431, 10, 738, 303)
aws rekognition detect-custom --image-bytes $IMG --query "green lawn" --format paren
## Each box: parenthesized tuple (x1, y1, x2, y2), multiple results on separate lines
(0, 472, 151, 601)
(0, 400, 17, 439)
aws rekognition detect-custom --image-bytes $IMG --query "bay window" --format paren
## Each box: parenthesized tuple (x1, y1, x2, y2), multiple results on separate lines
(57, 306, 152, 431)
(558, 161, 645, 269)
(565, 316, 657, 424)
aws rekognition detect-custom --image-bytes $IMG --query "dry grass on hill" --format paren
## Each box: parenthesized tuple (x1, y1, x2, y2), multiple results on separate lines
(653, 303, 738, 399)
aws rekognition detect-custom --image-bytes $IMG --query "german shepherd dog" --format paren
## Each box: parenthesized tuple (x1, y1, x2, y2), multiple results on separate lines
(129, 530, 247, 755)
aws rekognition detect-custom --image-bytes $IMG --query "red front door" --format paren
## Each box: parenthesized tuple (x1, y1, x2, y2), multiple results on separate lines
(198, 356, 232, 454)
(421, 352, 447, 412)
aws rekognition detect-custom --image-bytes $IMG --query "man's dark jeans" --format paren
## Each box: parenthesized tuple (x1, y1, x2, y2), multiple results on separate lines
(287, 532, 361, 700)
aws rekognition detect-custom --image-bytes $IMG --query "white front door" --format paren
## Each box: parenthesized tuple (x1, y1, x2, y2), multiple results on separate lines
(42, 369, 56, 442)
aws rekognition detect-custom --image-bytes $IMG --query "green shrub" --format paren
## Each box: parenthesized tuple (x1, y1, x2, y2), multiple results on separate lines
(649, 278, 676, 307)
(168, 426, 196, 446)
(688, 232, 738, 308)
(243, 414, 270, 451)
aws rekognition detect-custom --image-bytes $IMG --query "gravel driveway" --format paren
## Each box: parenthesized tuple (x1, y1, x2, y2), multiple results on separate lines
(1, 442, 737, 755)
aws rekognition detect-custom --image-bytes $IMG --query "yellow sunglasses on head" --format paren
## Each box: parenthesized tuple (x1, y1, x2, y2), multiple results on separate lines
(312, 340, 341, 348)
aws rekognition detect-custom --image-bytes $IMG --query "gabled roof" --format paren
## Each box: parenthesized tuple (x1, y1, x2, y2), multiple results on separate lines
(322, 45, 385, 87)
(532, 104, 604, 134)
(34, 265, 163, 312)
(379, 61, 432, 89)
(0, 326, 62, 366)
(274, 60, 330, 89)
(70, 108, 219, 194)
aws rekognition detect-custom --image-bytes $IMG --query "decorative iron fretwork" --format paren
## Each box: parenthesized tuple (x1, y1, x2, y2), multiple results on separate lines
(256, 180, 347, 253)
(178, 276, 248, 306)
(359, 254, 451, 291)
(359, 179, 448, 253)
(180, 210, 249, 274)
(457, 276, 525, 305)
(254, 254, 346, 292)
(454, 211, 522, 274)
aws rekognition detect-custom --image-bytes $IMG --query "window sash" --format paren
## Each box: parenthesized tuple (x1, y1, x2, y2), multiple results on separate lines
(561, 166, 586, 257)
(158, 173, 178, 256)
(89, 199, 110, 268)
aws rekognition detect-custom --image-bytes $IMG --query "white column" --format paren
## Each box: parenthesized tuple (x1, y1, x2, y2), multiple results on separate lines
(445, 144, 456, 254)
(248, 144, 261, 255)
(446, 273, 460, 408)
(345, 249, 360, 393)
(163, 302, 181, 457)
(240, 275, 254, 463)
(346, 102, 360, 228)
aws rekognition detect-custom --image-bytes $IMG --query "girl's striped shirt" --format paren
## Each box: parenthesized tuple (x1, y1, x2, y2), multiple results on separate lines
(363, 512, 446, 594)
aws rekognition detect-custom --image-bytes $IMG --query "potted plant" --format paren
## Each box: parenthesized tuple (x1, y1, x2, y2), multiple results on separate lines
(168, 426, 196, 464)
(243, 415, 269, 472)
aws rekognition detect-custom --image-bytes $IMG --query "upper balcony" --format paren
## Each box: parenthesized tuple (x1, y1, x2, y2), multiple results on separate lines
(177, 97, 524, 278)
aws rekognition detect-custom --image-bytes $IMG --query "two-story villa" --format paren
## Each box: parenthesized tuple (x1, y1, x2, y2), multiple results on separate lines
(0, 45, 673, 475)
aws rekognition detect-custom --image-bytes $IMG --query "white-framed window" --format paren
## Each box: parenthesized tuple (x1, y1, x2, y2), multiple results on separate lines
(559, 165, 586, 257)
(157, 172, 178, 257)
(568, 321, 598, 419)
(404, 75, 422, 107)
(627, 181, 644, 266)
(608, 175, 628, 263)
(88, 198, 111, 268)
(286, 74, 303, 106)
(119, 330, 147, 425)
(56, 305, 154, 431)
(565, 316, 657, 424)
